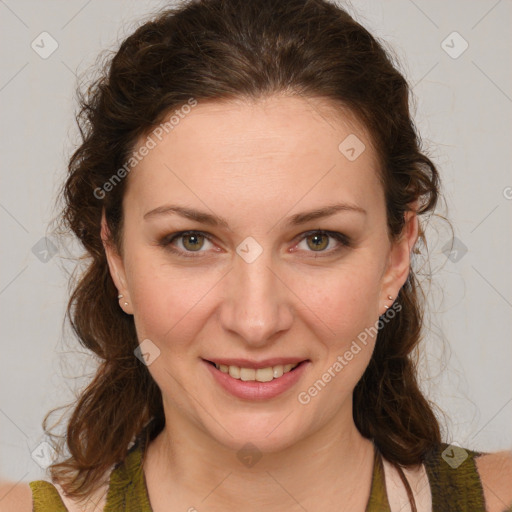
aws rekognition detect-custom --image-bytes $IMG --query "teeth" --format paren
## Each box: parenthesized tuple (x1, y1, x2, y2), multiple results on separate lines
(214, 362, 300, 382)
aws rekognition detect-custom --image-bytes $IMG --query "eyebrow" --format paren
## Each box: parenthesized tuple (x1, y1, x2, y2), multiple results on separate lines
(143, 202, 366, 228)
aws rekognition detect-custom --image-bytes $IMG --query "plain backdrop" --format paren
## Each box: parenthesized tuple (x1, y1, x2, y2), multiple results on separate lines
(1, 0, 511, 482)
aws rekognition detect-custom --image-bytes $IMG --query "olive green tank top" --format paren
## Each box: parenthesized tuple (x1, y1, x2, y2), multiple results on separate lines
(29, 427, 490, 511)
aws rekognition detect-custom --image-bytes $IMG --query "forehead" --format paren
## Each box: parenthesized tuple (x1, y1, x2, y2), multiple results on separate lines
(124, 94, 382, 220)
(142, 94, 375, 156)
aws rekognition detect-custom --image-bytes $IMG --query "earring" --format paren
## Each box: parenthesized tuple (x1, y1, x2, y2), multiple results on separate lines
(118, 294, 129, 307)
(384, 295, 394, 309)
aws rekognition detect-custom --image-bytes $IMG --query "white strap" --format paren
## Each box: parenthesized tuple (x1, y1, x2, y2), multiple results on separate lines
(381, 457, 432, 512)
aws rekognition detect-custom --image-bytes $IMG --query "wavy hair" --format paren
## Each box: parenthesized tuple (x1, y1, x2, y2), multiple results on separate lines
(44, 0, 443, 508)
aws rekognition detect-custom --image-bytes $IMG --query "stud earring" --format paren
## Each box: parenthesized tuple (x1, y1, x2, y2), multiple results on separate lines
(118, 294, 129, 307)
(384, 295, 394, 309)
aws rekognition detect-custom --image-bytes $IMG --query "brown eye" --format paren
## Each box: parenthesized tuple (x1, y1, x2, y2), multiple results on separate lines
(159, 231, 214, 257)
(305, 233, 329, 251)
(295, 230, 351, 257)
(181, 233, 206, 251)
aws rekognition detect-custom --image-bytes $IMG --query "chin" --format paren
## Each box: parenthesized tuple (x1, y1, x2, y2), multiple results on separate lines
(204, 411, 307, 454)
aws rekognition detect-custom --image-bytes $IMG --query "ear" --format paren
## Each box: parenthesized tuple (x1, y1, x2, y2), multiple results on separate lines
(379, 205, 419, 315)
(101, 208, 133, 314)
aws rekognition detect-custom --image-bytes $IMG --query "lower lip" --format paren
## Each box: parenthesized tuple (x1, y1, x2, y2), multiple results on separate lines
(203, 359, 310, 400)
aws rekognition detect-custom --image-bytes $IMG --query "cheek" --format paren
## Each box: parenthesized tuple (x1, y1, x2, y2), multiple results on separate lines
(302, 262, 383, 339)
(296, 260, 384, 398)
(299, 271, 381, 401)
(126, 257, 218, 347)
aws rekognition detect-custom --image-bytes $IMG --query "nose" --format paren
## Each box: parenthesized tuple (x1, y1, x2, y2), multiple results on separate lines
(218, 248, 294, 347)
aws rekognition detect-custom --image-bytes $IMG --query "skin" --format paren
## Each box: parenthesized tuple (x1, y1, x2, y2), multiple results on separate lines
(1, 96, 511, 512)
(101, 93, 418, 511)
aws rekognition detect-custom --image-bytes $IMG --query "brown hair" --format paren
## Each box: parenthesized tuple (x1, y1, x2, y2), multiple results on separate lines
(44, 0, 443, 508)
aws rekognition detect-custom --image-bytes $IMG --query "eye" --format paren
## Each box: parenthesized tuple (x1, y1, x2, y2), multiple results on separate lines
(294, 230, 351, 256)
(158, 229, 351, 258)
(159, 231, 214, 257)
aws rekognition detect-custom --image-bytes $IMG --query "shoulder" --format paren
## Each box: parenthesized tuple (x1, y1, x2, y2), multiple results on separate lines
(475, 448, 512, 512)
(1, 477, 110, 512)
(0, 481, 32, 512)
(421, 442, 511, 511)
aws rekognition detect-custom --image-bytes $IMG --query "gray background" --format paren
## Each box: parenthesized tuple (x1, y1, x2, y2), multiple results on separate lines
(1, 0, 511, 483)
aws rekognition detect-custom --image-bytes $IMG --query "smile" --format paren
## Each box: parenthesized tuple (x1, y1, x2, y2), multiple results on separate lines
(212, 362, 300, 382)
(203, 359, 310, 400)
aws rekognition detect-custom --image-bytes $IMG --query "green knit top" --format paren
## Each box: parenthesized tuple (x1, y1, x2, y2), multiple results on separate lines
(29, 423, 494, 511)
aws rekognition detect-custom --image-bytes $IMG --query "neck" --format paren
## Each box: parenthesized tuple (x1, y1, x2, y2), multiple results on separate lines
(144, 405, 376, 511)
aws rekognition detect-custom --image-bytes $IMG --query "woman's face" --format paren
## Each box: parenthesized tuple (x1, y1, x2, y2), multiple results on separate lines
(103, 95, 416, 452)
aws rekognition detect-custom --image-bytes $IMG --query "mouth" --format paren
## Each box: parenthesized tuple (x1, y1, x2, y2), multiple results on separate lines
(202, 358, 310, 400)
(203, 359, 308, 383)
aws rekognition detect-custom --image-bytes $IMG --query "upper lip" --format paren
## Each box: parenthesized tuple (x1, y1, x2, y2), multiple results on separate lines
(203, 357, 309, 369)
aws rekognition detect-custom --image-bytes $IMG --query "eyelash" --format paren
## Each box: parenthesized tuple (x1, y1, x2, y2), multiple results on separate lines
(158, 230, 351, 259)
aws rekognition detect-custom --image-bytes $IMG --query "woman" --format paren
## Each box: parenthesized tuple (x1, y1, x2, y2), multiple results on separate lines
(1, 0, 511, 510)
